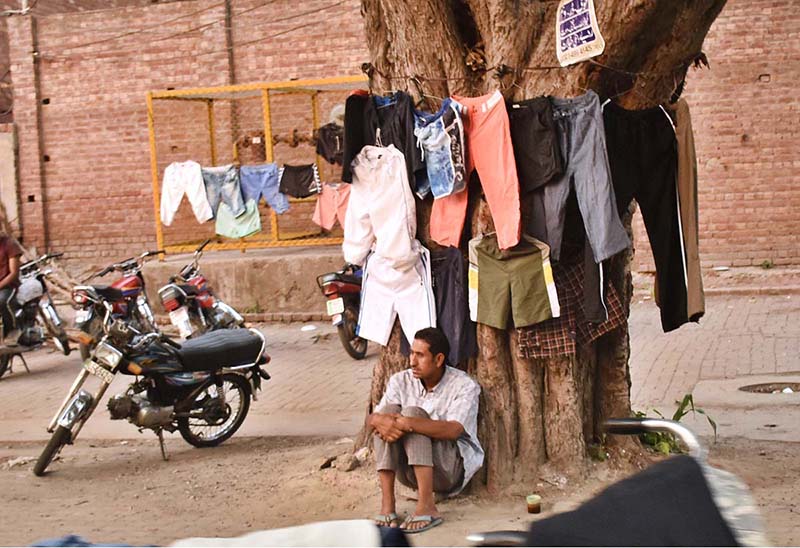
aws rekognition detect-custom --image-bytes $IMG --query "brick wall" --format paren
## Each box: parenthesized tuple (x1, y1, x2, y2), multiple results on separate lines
(6, 0, 366, 263)
(4, 0, 799, 270)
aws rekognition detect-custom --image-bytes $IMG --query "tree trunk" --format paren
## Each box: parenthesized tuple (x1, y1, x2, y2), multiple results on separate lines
(356, 0, 727, 492)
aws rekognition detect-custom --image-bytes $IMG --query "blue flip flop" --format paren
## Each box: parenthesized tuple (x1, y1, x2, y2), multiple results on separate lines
(374, 512, 402, 528)
(400, 514, 444, 534)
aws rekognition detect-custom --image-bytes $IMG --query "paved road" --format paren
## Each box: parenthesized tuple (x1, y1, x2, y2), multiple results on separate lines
(0, 294, 797, 443)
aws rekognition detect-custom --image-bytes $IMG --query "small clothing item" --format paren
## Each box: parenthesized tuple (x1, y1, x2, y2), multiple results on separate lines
(430, 247, 477, 367)
(667, 99, 705, 322)
(316, 122, 345, 165)
(516, 254, 626, 360)
(278, 164, 321, 199)
(0, 235, 22, 287)
(215, 199, 261, 239)
(201, 164, 246, 219)
(343, 145, 418, 270)
(430, 91, 522, 250)
(357, 245, 436, 347)
(604, 101, 688, 332)
(160, 161, 214, 226)
(341, 91, 370, 183)
(374, 404, 465, 495)
(376, 366, 484, 496)
(312, 182, 351, 231)
(240, 163, 289, 214)
(413, 98, 467, 199)
(468, 233, 560, 330)
(508, 96, 564, 192)
(544, 91, 630, 262)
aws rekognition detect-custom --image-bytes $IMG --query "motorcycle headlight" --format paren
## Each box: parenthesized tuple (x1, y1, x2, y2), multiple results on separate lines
(94, 342, 123, 369)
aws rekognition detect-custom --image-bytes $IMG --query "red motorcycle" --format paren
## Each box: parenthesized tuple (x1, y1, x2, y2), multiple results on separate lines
(157, 239, 245, 339)
(317, 264, 367, 360)
(73, 250, 164, 359)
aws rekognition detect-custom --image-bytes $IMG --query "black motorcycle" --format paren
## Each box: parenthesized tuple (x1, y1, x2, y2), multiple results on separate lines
(34, 287, 270, 476)
(0, 253, 71, 379)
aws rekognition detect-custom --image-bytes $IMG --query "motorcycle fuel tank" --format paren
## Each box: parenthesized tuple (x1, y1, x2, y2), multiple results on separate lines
(111, 275, 143, 298)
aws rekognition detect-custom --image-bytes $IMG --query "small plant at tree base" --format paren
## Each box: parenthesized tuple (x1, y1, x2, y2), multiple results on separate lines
(760, 259, 774, 269)
(635, 393, 718, 455)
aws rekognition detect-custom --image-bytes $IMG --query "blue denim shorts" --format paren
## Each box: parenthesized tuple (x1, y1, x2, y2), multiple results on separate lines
(414, 98, 467, 199)
(240, 163, 289, 214)
(201, 164, 245, 218)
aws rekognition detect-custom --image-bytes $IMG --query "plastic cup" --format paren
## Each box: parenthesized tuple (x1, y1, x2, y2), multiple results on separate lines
(526, 494, 542, 514)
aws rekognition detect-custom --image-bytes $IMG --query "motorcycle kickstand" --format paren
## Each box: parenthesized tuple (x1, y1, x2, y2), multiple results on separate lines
(156, 428, 169, 461)
(11, 353, 30, 374)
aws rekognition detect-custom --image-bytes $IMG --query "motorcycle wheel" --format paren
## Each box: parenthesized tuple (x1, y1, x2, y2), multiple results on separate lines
(338, 305, 367, 360)
(79, 314, 105, 361)
(33, 425, 71, 476)
(178, 373, 251, 448)
(0, 355, 9, 379)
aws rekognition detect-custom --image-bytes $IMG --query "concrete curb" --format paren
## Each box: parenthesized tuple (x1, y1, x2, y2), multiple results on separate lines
(704, 286, 800, 296)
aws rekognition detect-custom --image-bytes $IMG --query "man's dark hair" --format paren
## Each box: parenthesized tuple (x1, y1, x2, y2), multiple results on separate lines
(414, 327, 450, 362)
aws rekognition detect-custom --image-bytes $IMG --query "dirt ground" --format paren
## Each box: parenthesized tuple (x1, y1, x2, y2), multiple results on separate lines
(0, 434, 796, 546)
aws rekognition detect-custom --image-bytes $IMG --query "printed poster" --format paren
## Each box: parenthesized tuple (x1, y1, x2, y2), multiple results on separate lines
(556, 0, 605, 67)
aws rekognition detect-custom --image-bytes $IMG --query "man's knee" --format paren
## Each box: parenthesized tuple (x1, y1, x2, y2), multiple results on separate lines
(401, 406, 430, 419)
(376, 404, 402, 414)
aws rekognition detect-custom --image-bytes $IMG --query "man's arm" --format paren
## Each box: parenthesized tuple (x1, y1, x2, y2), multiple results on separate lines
(0, 255, 20, 290)
(394, 416, 464, 441)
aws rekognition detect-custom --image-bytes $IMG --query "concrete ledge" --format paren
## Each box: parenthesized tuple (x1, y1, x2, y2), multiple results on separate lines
(142, 245, 344, 317)
(705, 286, 800, 296)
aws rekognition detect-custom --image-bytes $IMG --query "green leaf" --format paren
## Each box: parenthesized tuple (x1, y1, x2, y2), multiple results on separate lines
(656, 440, 672, 455)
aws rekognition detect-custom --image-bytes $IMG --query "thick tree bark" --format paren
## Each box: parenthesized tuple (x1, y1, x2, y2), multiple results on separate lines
(356, 0, 727, 492)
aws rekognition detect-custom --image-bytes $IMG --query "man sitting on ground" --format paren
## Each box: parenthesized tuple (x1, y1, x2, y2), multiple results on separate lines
(0, 231, 21, 345)
(368, 327, 484, 534)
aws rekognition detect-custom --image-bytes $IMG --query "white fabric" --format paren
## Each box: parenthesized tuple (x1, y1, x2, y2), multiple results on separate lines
(160, 160, 214, 226)
(357, 245, 436, 346)
(377, 366, 484, 496)
(343, 145, 417, 270)
(170, 519, 381, 547)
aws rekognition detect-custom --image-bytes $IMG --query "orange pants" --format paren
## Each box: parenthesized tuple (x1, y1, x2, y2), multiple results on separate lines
(312, 183, 351, 230)
(430, 90, 521, 250)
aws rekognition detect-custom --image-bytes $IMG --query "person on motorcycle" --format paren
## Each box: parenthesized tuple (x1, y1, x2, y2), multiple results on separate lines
(0, 231, 22, 344)
(368, 327, 484, 534)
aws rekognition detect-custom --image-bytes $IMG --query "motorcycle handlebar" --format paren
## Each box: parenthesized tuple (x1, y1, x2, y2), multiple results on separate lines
(160, 335, 182, 350)
(196, 239, 212, 253)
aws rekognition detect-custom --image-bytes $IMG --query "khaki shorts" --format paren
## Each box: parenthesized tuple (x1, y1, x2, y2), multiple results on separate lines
(469, 234, 560, 330)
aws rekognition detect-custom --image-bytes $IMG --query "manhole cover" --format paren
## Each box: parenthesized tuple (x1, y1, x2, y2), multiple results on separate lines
(739, 382, 800, 394)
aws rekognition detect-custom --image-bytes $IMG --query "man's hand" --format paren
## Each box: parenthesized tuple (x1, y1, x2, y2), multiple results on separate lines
(371, 413, 406, 443)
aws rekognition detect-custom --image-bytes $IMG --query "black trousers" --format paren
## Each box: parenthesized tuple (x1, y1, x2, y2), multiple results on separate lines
(604, 103, 688, 332)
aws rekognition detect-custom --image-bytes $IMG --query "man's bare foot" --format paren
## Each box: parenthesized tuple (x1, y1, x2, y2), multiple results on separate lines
(373, 512, 401, 528)
(400, 512, 444, 533)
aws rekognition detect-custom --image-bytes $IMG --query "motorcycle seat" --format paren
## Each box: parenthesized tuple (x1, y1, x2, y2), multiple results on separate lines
(91, 285, 125, 302)
(319, 272, 361, 286)
(177, 284, 200, 296)
(177, 329, 263, 371)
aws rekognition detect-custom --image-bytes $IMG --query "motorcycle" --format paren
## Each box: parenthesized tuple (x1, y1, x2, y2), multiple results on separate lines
(0, 252, 71, 379)
(316, 264, 367, 360)
(157, 239, 245, 339)
(72, 250, 163, 360)
(34, 288, 271, 476)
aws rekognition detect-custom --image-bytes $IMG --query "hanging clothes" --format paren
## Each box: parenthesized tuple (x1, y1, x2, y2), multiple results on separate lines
(516, 254, 627, 360)
(201, 164, 245, 218)
(508, 96, 565, 193)
(342, 90, 423, 190)
(543, 91, 630, 263)
(467, 233, 560, 330)
(430, 246, 477, 367)
(316, 122, 345, 166)
(343, 144, 418, 269)
(413, 98, 467, 199)
(240, 163, 289, 214)
(278, 164, 321, 199)
(344, 144, 435, 345)
(666, 99, 705, 322)
(312, 182, 350, 231)
(357, 245, 436, 347)
(215, 199, 261, 239)
(430, 91, 522, 250)
(160, 161, 214, 226)
(604, 101, 688, 332)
